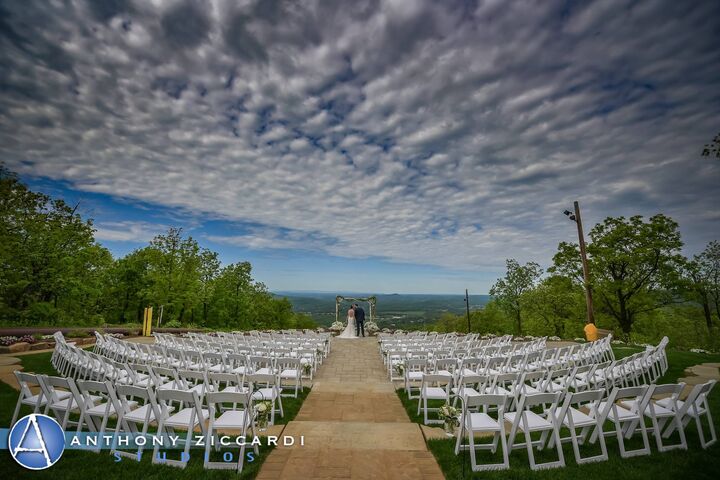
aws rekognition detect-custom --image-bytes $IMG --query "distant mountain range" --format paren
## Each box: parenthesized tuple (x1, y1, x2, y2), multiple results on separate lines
(272, 291, 492, 328)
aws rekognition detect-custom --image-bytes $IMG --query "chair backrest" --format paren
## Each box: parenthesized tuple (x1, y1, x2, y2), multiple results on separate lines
(555, 389, 604, 424)
(434, 358, 457, 372)
(206, 391, 252, 412)
(248, 373, 278, 387)
(14, 371, 43, 403)
(421, 373, 452, 389)
(465, 393, 507, 411)
(520, 391, 562, 409)
(208, 372, 243, 390)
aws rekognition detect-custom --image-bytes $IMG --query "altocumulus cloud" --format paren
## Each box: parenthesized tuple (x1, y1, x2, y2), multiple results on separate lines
(1, 0, 719, 271)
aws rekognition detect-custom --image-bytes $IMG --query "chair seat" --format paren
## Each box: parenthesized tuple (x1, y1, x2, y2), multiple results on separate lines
(165, 407, 210, 428)
(504, 411, 553, 431)
(51, 394, 102, 411)
(656, 398, 706, 417)
(157, 381, 181, 390)
(255, 367, 273, 375)
(125, 404, 171, 423)
(252, 388, 277, 401)
(598, 402, 639, 421)
(451, 387, 480, 398)
(622, 399, 674, 418)
(407, 372, 423, 380)
(467, 412, 501, 431)
(554, 407, 595, 427)
(221, 386, 249, 394)
(208, 364, 226, 373)
(280, 369, 299, 378)
(423, 387, 449, 400)
(23, 390, 71, 406)
(437, 370, 453, 377)
(87, 400, 138, 416)
(232, 366, 249, 374)
(214, 410, 251, 429)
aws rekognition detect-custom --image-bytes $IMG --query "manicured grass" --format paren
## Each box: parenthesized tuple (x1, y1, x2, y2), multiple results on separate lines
(0, 350, 311, 478)
(396, 348, 720, 479)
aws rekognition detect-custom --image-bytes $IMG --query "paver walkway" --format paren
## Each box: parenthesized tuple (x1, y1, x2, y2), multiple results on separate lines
(257, 337, 444, 480)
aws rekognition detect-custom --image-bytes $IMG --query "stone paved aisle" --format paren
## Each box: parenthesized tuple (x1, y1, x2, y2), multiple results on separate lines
(257, 337, 445, 480)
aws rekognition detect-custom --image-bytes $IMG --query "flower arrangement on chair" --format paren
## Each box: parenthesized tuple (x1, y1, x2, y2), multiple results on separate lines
(438, 403, 459, 436)
(302, 362, 312, 375)
(395, 362, 405, 376)
(255, 400, 273, 431)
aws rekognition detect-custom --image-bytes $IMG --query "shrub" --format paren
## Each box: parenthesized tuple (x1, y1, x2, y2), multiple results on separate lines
(164, 319, 182, 328)
(67, 329, 90, 338)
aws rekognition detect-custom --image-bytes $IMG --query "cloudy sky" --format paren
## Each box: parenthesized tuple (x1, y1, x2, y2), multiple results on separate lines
(1, 0, 719, 294)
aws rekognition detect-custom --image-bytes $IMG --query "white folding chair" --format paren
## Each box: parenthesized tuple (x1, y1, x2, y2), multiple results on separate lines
(277, 357, 302, 398)
(38, 375, 91, 430)
(619, 383, 687, 452)
(152, 389, 209, 469)
(112, 385, 164, 461)
(454, 394, 510, 471)
(11, 372, 65, 427)
(248, 373, 284, 425)
(505, 392, 565, 470)
(549, 389, 608, 464)
(204, 391, 258, 472)
(591, 385, 653, 458)
(405, 359, 429, 400)
(659, 379, 716, 449)
(417, 373, 452, 425)
(76, 380, 134, 452)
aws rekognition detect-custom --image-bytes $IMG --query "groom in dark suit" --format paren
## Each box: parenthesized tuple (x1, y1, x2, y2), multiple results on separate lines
(353, 303, 365, 337)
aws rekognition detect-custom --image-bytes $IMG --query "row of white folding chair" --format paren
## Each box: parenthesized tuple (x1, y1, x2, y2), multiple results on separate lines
(89, 337, 317, 388)
(52, 341, 296, 405)
(13, 369, 284, 458)
(453, 380, 717, 472)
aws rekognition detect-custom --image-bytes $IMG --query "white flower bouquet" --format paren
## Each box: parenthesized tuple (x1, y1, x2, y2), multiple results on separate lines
(365, 321, 379, 334)
(330, 321, 345, 332)
(395, 362, 405, 376)
(303, 362, 312, 375)
(438, 403, 459, 436)
(255, 400, 273, 431)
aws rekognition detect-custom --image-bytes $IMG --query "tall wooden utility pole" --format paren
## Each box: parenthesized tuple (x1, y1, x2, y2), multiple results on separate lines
(573, 201, 595, 324)
(464, 289, 472, 333)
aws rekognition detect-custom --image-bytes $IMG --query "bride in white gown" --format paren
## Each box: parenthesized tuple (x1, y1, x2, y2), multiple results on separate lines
(338, 305, 357, 338)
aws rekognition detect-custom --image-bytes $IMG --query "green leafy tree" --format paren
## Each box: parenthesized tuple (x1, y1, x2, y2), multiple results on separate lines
(521, 275, 584, 338)
(551, 214, 684, 335)
(684, 241, 720, 329)
(198, 248, 220, 324)
(145, 228, 202, 324)
(489, 259, 543, 335)
(105, 248, 153, 323)
(0, 166, 112, 324)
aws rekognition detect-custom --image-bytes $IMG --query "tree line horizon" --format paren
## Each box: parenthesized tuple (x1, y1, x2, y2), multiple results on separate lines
(1, 165, 718, 350)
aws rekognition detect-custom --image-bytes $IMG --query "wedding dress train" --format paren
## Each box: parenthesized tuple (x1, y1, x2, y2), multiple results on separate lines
(338, 316, 357, 338)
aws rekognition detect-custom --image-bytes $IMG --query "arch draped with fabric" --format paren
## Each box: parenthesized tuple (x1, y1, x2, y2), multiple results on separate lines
(335, 295, 376, 324)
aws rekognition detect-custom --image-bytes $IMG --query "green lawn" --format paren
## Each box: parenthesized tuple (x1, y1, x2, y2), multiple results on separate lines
(397, 347, 720, 479)
(0, 350, 310, 479)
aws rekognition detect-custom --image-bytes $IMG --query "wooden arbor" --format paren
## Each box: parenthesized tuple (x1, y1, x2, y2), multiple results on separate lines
(335, 295, 376, 324)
